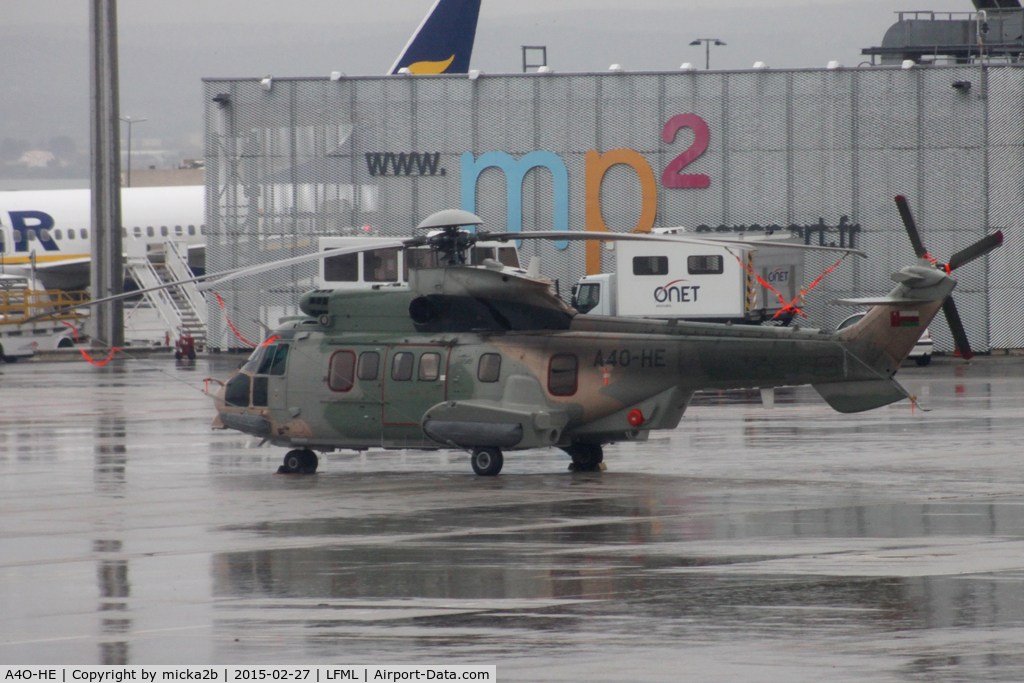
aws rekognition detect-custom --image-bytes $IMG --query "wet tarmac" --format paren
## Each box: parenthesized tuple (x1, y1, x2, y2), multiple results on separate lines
(1, 354, 1023, 681)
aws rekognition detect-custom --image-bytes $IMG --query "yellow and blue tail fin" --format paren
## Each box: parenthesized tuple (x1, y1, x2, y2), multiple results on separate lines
(388, 0, 482, 75)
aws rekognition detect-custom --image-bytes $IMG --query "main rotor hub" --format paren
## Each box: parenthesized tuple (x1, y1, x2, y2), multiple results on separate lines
(416, 209, 484, 266)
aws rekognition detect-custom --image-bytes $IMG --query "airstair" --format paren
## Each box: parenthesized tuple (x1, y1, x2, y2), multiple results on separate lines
(125, 240, 206, 348)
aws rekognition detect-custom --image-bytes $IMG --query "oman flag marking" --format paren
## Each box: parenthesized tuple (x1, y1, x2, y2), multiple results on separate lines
(890, 310, 920, 327)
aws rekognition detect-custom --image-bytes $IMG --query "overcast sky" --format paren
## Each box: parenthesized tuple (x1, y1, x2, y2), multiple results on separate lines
(1, 0, 972, 162)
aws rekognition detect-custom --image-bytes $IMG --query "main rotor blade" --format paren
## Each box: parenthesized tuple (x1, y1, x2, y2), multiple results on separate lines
(947, 230, 1004, 271)
(21, 237, 417, 324)
(894, 195, 929, 258)
(195, 237, 414, 290)
(478, 230, 867, 258)
(942, 295, 973, 360)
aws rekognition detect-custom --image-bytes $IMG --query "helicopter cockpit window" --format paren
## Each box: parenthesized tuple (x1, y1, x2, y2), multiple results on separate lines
(329, 351, 356, 392)
(324, 249, 358, 282)
(357, 352, 380, 380)
(477, 353, 501, 382)
(365, 248, 399, 282)
(268, 344, 289, 375)
(633, 256, 669, 276)
(548, 354, 578, 396)
(498, 247, 519, 268)
(418, 353, 441, 381)
(252, 376, 269, 406)
(242, 345, 270, 373)
(391, 352, 414, 381)
(256, 344, 289, 376)
(224, 373, 251, 407)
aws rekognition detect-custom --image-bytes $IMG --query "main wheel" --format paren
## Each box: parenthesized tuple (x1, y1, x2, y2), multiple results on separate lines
(281, 449, 304, 474)
(299, 450, 318, 474)
(471, 447, 503, 476)
(174, 351, 183, 360)
(915, 354, 932, 367)
(564, 443, 603, 472)
(187, 349, 196, 360)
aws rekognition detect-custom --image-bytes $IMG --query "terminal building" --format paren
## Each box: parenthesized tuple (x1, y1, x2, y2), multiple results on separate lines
(202, 59, 1024, 353)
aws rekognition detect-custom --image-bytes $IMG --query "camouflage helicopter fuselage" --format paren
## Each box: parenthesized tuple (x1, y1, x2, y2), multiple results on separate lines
(212, 261, 947, 466)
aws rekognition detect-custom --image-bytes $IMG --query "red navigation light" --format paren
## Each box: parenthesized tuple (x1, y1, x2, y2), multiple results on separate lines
(627, 409, 644, 427)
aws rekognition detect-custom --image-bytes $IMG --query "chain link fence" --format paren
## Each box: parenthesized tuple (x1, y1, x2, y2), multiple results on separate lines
(205, 65, 1023, 352)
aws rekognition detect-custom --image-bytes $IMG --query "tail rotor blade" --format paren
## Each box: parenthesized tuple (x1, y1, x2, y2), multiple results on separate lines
(942, 296, 973, 360)
(895, 195, 929, 258)
(947, 230, 1004, 271)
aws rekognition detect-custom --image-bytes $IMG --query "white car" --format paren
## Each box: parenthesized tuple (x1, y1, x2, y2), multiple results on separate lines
(837, 312, 933, 366)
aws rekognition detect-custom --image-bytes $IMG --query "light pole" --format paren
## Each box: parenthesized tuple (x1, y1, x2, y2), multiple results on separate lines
(119, 115, 146, 187)
(689, 38, 726, 70)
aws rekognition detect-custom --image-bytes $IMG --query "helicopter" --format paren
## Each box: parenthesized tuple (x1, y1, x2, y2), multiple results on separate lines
(195, 198, 1000, 476)
(42, 197, 1002, 476)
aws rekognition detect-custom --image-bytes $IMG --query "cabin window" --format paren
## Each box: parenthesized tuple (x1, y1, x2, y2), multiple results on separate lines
(548, 354, 578, 396)
(80, 229, 88, 239)
(365, 247, 399, 282)
(133, 227, 141, 238)
(418, 353, 441, 381)
(224, 373, 251, 407)
(328, 351, 356, 392)
(477, 353, 501, 382)
(498, 247, 519, 268)
(41, 229, 52, 241)
(391, 352, 414, 381)
(187, 225, 195, 236)
(160, 226, 168, 237)
(688, 255, 724, 275)
(146, 226, 154, 237)
(633, 256, 668, 276)
(357, 351, 380, 380)
(66, 229, 74, 240)
(323, 250, 358, 282)
(26, 229, 37, 241)
(174, 225, 182, 236)
(54, 229, 63, 240)
(574, 283, 601, 314)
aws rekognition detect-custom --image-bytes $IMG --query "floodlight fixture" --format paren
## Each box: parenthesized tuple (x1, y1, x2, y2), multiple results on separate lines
(689, 38, 726, 70)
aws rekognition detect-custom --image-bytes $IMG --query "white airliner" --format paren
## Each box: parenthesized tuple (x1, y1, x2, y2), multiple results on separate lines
(0, 185, 204, 290)
(0, 0, 483, 295)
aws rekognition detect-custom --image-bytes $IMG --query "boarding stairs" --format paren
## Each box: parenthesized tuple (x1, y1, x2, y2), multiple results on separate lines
(125, 240, 206, 348)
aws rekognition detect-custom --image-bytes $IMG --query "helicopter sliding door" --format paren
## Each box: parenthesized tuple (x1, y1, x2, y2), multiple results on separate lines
(382, 345, 449, 447)
(320, 345, 386, 444)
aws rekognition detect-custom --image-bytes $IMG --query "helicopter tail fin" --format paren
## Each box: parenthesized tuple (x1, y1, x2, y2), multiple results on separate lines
(832, 263, 954, 379)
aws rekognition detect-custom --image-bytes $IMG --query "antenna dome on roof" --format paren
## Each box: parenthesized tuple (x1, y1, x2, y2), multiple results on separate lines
(417, 209, 484, 230)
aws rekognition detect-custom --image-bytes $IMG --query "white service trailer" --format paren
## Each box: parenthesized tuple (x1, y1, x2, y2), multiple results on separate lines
(570, 233, 805, 323)
(318, 237, 521, 289)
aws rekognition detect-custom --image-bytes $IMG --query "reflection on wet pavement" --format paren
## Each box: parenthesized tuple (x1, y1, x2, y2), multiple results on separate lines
(1, 356, 1023, 681)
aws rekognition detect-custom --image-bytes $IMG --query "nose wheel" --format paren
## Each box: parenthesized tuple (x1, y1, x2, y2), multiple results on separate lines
(279, 449, 318, 474)
(564, 443, 604, 472)
(470, 447, 503, 476)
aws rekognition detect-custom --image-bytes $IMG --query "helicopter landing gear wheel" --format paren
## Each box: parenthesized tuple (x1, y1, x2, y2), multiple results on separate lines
(564, 443, 604, 472)
(280, 449, 318, 474)
(470, 447, 503, 476)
